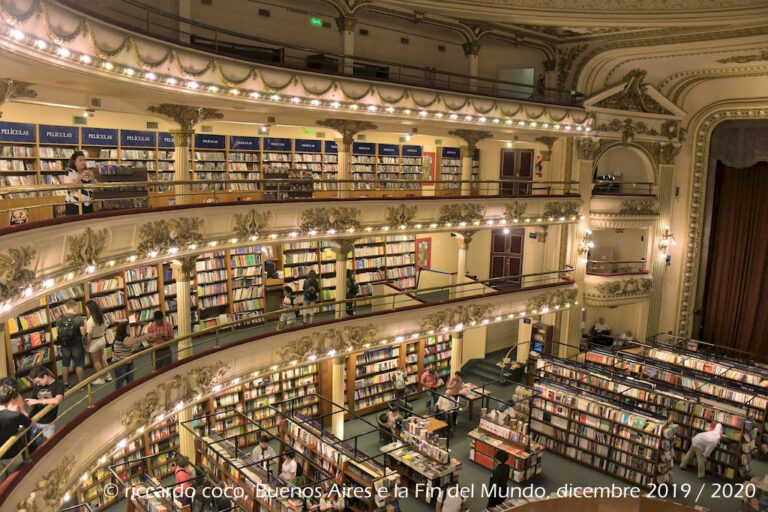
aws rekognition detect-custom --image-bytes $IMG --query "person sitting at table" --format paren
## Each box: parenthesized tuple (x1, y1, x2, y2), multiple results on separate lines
(384, 404, 402, 432)
(445, 372, 463, 398)
(435, 394, 459, 431)
(591, 317, 612, 346)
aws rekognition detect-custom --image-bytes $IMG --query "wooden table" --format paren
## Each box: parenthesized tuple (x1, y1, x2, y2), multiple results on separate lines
(423, 416, 448, 434)
(455, 383, 491, 421)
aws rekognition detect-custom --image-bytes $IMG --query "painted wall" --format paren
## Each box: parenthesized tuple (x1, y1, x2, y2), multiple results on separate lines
(486, 321, 518, 354)
(594, 146, 655, 183)
(585, 304, 642, 338)
(591, 229, 648, 262)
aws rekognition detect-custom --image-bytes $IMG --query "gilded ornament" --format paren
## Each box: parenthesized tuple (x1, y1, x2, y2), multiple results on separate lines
(419, 304, 496, 333)
(121, 361, 229, 431)
(535, 137, 556, 162)
(147, 104, 223, 131)
(41, 2, 87, 43)
(316, 119, 377, 149)
(596, 69, 671, 115)
(576, 138, 601, 160)
(0, 79, 36, 117)
(543, 201, 581, 218)
(137, 217, 204, 253)
(386, 204, 418, 227)
(16, 455, 75, 512)
(0, 246, 36, 300)
(618, 200, 658, 216)
(504, 201, 527, 220)
(525, 288, 578, 310)
(65, 228, 109, 268)
(277, 337, 317, 363)
(593, 277, 653, 297)
(299, 207, 362, 233)
(233, 210, 272, 238)
(448, 130, 492, 152)
(556, 44, 588, 90)
(438, 204, 485, 225)
(716, 49, 768, 64)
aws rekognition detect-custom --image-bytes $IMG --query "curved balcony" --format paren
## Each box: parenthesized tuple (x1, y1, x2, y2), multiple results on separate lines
(586, 259, 648, 276)
(0, 267, 575, 506)
(583, 272, 653, 307)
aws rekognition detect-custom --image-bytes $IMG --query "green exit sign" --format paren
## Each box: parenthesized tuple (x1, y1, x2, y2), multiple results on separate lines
(310, 17, 323, 26)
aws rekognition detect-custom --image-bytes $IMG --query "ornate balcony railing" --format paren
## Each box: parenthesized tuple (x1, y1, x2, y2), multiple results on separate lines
(592, 180, 656, 196)
(586, 259, 648, 276)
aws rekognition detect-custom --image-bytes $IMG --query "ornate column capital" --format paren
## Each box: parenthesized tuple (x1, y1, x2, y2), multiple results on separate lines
(449, 129, 492, 153)
(147, 104, 223, 131)
(535, 136, 557, 162)
(336, 15, 357, 32)
(169, 129, 194, 147)
(576, 137, 601, 160)
(462, 40, 482, 57)
(0, 79, 36, 118)
(316, 119, 377, 151)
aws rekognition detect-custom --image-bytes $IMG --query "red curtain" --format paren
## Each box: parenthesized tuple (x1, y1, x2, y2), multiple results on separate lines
(701, 161, 768, 353)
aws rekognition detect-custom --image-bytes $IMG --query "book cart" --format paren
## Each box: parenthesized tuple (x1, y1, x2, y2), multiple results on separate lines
(466, 383, 544, 483)
(530, 378, 676, 487)
(536, 353, 755, 479)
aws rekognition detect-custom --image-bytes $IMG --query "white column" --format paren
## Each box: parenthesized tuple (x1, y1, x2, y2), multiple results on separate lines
(646, 163, 674, 337)
(171, 261, 193, 358)
(463, 41, 481, 92)
(516, 319, 532, 364)
(337, 16, 356, 75)
(451, 236, 467, 299)
(450, 333, 464, 374)
(635, 300, 650, 342)
(176, 407, 196, 460)
(171, 129, 193, 205)
(337, 138, 350, 198)
(331, 357, 345, 439)
(460, 147, 472, 196)
(334, 243, 348, 319)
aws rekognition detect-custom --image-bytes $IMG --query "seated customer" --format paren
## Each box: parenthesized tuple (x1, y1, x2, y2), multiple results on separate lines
(617, 330, 635, 347)
(591, 317, 612, 346)
(384, 404, 402, 431)
(435, 394, 459, 430)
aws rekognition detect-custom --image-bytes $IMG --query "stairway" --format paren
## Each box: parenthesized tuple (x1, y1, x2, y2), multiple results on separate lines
(460, 349, 513, 385)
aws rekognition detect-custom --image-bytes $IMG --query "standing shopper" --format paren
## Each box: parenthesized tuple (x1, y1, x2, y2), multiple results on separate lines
(420, 366, 441, 411)
(393, 367, 407, 402)
(56, 300, 86, 388)
(85, 300, 111, 384)
(147, 311, 174, 370)
(278, 286, 297, 330)
(302, 270, 320, 324)
(486, 450, 511, 508)
(61, 151, 96, 215)
(0, 381, 34, 476)
(112, 323, 149, 389)
(346, 269, 358, 316)
(25, 367, 64, 441)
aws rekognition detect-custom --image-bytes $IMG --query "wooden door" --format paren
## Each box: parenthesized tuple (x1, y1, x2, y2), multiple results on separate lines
(499, 149, 533, 196)
(489, 228, 525, 289)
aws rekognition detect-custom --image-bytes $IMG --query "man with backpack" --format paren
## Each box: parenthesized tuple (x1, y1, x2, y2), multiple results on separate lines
(55, 300, 86, 388)
(393, 367, 407, 402)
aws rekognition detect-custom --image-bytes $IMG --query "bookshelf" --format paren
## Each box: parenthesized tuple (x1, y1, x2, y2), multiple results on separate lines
(385, 235, 416, 289)
(471, 148, 480, 194)
(81, 127, 119, 169)
(322, 140, 338, 191)
(230, 245, 266, 321)
(530, 322, 554, 354)
(0, 121, 38, 199)
(423, 334, 452, 380)
(294, 139, 323, 191)
(351, 142, 376, 190)
(194, 251, 229, 331)
(376, 143, 400, 190)
(155, 132, 176, 189)
(78, 436, 145, 511)
(400, 144, 423, 191)
(351, 346, 401, 412)
(228, 136, 261, 192)
(119, 130, 156, 179)
(353, 236, 386, 297)
(437, 146, 461, 194)
(6, 300, 55, 389)
(192, 134, 226, 192)
(531, 379, 676, 487)
(37, 124, 80, 201)
(125, 265, 160, 337)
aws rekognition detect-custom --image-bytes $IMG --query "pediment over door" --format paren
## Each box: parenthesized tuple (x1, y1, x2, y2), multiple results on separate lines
(585, 69, 685, 120)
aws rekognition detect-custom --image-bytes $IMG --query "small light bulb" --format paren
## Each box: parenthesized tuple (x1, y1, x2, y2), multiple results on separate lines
(103, 62, 114, 70)
(310, 99, 320, 106)
(479, 116, 487, 122)
(331, 101, 340, 108)
(349, 104, 359, 110)
(291, 97, 301, 103)
(419, 110, 428, 117)
(449, 113, 458, 120)
(43, 279, 55, 288)
(187, 81, 199, 89)
(250, 91, 261, 98)
(9, 29, 24, 41)
(167, 77, 177, 85)
(231, 89, 240, 95)
(79, 54, 92, 64)
(56, 47, 70, 58)
(145, 72, 156, 80)
(270, 94, 280, 101)
(464, 115, 472, 121)
(124, 67, 135, 76)
(435, 112, 444, 118)
(385, 106, 395, 113)
(209, 85, 219, 92)
(367, 105, 377, 112)
(35, 40, 47, 50)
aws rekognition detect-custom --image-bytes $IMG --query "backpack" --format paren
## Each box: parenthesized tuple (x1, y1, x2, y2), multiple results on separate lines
(394, 372, 406, 390)
(56, 314, 80, 346)
(305, 281, 318, 302)
(348, 279, 359, 297)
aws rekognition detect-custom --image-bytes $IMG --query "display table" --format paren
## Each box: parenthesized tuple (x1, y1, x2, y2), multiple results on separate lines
(468, 427, 543, 483)
(423, 416, 448, 434)
(381, 441, 462, 504)
(455, 382, 491, 420)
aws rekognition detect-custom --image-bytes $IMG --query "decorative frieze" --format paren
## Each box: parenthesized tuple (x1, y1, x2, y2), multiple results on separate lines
(16, 455, 75, 512)
(0, 246, 36, 300)
(448, 129, 493, 152)
(233, 209, 272, 239)
(419, 303, 496, 333)
(618, 200, 658, 216)
(386, 204, 418, 227)
(543, 200, 581, 219)
(0, 78, 36, 118)
(65, 228, 109, 268)
(504, 201, 528, 220)
(525, 288, 577, 311)
(146, 104, 223, 130)
(299, 207, 362, 233)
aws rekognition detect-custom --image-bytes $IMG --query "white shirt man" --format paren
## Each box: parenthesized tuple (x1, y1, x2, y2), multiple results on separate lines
(681, 423, 722, 478)
(436, 485, 466, 512)
(593, 318, 611, 333)
(250, 437, 277, 473)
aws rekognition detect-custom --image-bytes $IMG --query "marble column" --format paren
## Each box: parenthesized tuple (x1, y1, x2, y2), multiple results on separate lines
(170, 129, 194, 206)
(451, 236, 467, 299)
(646, 163, 674, 337)
(176, 407, 195, 460)
(516, 318, 533, 364)
(333, 241, 351, 319)
(331, 357, 345, 439)
(462, 41, 481, 92)
(450, 333, 464, 374)
(171, 260, 193, 359)
(336, 138, 350, 198)
(336, 16, 357, 75)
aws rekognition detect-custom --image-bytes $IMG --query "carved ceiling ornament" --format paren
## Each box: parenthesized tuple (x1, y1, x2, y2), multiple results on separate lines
(300, 207, 363, 233)
(137, 218, 204, 274)
(525, 288, 578, 311)
(437, 203, 485, 225)
(543, 200, 582, 218)
(146, 104, 223, 131)
(0, 78, 36, 118)
(15, 454, 75, 512)
(0, 246, 36, 300)
(315, 119, 377, 149)
(595, 69, 671, 115)
(233, 209, 273, 238)
(121, 361, 229, 431)
(618, 199, 659, 216)
(65, 228, 109, 268)
(448, 129, 493, 152)
(576, 137, 602, 160)
(716, 49, 768, 64)
(386, 204, 418, 227)
(556, 44, 589, 90)
(419, 303, 496, 333)
(593, 277, 653, 298)
(504, 201, 528, 219)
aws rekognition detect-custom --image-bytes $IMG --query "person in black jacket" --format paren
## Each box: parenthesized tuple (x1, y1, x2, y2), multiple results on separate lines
(486, 450, 510, 508)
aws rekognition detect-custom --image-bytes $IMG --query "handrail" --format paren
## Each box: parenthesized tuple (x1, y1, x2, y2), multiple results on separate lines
(586, 259, 648, 275)
(0, 266, 575, 480)
(54, 0, 583, 106)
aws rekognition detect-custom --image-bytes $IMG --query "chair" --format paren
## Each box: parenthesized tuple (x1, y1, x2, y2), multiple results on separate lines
(378, 413, 394, 444)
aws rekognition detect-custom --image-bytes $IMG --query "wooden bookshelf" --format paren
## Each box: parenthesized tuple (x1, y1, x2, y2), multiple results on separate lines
(437, 146, 461, 195)
(228, 135, 261, 193)
(424, 333, 452, 380)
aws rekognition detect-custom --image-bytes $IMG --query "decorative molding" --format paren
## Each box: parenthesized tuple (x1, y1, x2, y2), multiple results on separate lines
(618, 199, 658, 216)
(584, 277, 653, 306)
(0, 246, 36, 300)
(437, 203, 485, 225)
(716, 49, 768, 64)
(0, 78, 36, 117)
(418, 303, 496, 333)
(448, 129, 493, 152)
(315, 119, 377, 149)
(594, 118, 659, 143)
(276, 324, 382, 362)
(65, 228, 109, 268)
(299, 207, 362, 233)
(386, 204, 418, 227)
(137, 218, 204, 253)
(15, 455, 75, 512)
(534, 136, 556, 161)
(146, 104, 223, 130)
(594, 69, 671, 115)
(233, 210, 273, 238)
(121, 361, 229, 431)
(556, 44, 588, 90)
(525, 288, 577, 310)
(504, 201, 528, 219)
(276, 337, 317, 363)
(543, 200, 581, 218)
(576, 137, 602, 160)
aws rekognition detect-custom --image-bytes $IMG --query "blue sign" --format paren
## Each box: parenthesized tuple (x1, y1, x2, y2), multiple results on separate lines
(377, 143, 400, 156)
(82, 127, 118, 146)
(158, 132, 175, 148)
(120, 129, 156, 147)
(295, 139, 322, 152)
(194, 134, 225, 149)
(263, 137, 292, 151)
(39, 124, 79, 145)
(441, 147, 460, 158)
(230, 136, 260, 150)
(524, 317, 532, 324)
(402, 145, 422, 157)
(352, 142, 375, 155)
(324, 140, 338, 153)
(529, 232, 537, 240)
(0, 121, 35, 143)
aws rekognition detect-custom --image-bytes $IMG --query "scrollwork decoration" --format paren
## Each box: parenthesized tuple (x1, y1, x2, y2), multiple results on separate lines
(15, 455, 75, 512)
(438, 204, 485, 226)
(386, 204, 418, 227)
(299, 207, 362, 233)
(504, 201, 527, 220)
(233, 210, 272, 238)
(316, 119, 377, 149)
(618, 200, 658, 216)
(419, 304, 496, 333)
(147, 104, 223, 131)
(0, 246, 36, 300)
(593, 278, 653, 297)
(543, 201, 581, 219)
(526, 288, 578, 310)
(65, 228, 109, 268)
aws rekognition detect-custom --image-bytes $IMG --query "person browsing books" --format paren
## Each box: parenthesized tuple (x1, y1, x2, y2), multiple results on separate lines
(147, 310, 174, 370)
(85, 300, 112, 384)
(61, 151, 97, 215)
(319, 491, 344, 511)
(445, 372, 463, 398)
(393, 367, 407, 401)
(435, 394, 459, 431)
(436, 475, 467, 512)
(112, 323, 150, 389)
(174, 454, 196, 508)
(278, 286, 297, 330)
(25, 367, 64, 441)
(680, 423, 722, 478)
(302, 270, 320, 325)
(420, 367, 441, 411)
(280, 452, 298, 484)
(250, 435, 277, 474)
(56, 300, 87, 388)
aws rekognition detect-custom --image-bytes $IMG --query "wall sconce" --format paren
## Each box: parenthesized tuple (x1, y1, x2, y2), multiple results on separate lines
(658, 227, 676, 255)
(578, 229, 594, 263)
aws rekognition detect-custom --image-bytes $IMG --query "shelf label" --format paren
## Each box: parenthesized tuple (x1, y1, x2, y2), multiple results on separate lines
(230, 136, 260, 150)
(377, 143, 400, 156)
(324, 140, 338, 153)
(441, 147, 460, 158)
(352, 142, 375, 155)
(158, 132, 175, 148)
(82, 127, 118, 146)
(263, 137, 292, 151)
(0, 121, 36, 143)
(295, 139, 322, 152)
(194, 134, 225, 149)
(39, 124, 79, 144)
(120, 129, 156, 147)
(401, 145, 422, 157)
